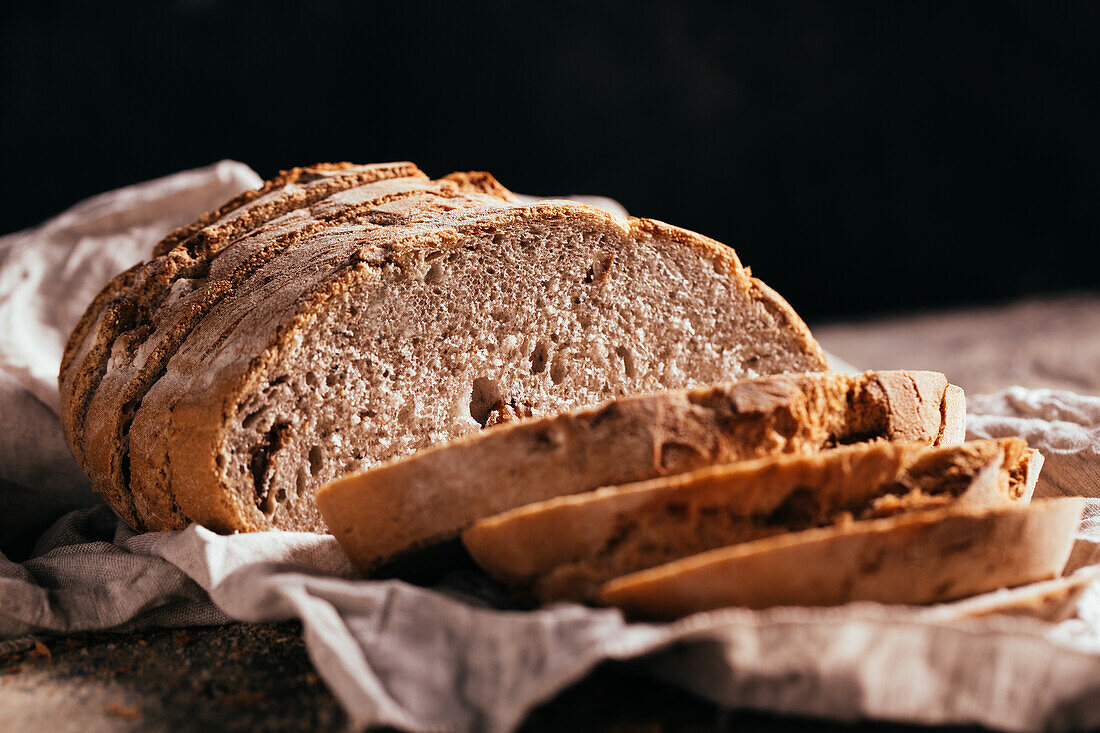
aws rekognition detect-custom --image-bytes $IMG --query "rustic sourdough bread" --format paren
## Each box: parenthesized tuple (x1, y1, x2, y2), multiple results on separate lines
(462, 437, 1040, 602)
(318, 369, 965, 571)
(60, 162, 829, 532)
(599, 497, 1084, 618)
(61, 162, 425, 529)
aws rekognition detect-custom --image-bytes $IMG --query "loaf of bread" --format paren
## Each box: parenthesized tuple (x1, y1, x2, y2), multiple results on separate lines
(462, 437, 1041, 602)
(60, 162, 829, 533)
(599, 497, 1084, 618)
(318, 369, 965, 571)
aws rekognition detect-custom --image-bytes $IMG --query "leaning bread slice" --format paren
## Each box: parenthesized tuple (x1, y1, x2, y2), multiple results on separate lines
(463, 438, 1040, 602)
(319, 370, 964, 572)
(598, 497, 1084, 619)
(922, 566, 1099, 623)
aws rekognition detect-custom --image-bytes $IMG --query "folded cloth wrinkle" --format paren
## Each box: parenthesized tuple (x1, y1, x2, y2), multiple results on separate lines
(2, 163, 1100, 732)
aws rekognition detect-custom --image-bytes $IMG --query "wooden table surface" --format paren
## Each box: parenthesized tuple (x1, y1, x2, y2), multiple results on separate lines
(2, 294, 1097, 732)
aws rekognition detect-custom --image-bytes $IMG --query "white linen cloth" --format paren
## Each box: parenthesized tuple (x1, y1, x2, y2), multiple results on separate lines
(2, 164, 1100, 732)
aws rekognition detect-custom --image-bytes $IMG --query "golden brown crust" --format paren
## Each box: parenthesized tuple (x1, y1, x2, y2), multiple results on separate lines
(60, 264, 140, 380)
(440, 171, 520, 202)
(152, 161, 361, 257)
(58, 262, 141, 465)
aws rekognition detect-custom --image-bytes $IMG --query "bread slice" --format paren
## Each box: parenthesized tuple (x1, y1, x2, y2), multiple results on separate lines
(62, 162, 831, 533)
(598, 497, 1083, 618)
(60, 162, 424, 529)
(924, 567, 1099, 623)
(96, 173, 451, 531)
(462, 438, 1039, 601)
(319, 369, 965, 572)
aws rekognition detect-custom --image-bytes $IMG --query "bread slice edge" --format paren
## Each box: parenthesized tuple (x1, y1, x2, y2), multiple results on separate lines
(598, 496, 1084, 619)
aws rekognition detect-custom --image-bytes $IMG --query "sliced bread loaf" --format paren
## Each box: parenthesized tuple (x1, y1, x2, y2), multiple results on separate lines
(318, 369, 965, 572)
(462, 437, 1039, 601)
(61, 162, 425, 529)
(598, 497, 1084, 618)
(61, 162, 830, 533)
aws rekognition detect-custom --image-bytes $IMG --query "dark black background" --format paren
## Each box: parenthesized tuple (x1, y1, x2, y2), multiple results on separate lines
(4, 1, 1098, 321)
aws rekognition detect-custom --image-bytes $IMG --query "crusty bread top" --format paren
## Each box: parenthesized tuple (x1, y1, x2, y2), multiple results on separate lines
(318, 369, 964, 571)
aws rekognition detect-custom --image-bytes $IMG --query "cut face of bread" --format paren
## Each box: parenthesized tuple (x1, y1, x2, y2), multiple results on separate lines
(462, 438, 1039, 602)
(598, 497, 1083, 619)
(60, 162, 830, 533)
(60, 162, 426, 529)
(319, 369, 965, 572)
